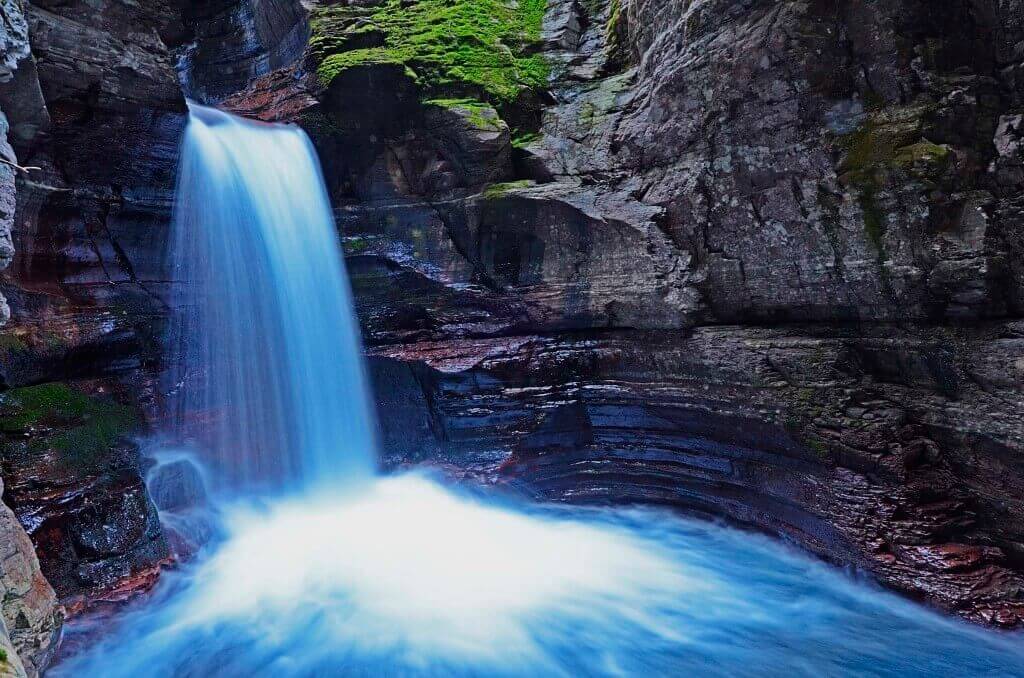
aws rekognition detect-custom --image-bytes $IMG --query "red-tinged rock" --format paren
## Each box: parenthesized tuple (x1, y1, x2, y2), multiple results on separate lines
(900, 543, 1005, 573)
(369, 336, 542, 374)
(221, 65, 320, 124)
(61, 558, 169, 619)
(0, 382, 169, 614)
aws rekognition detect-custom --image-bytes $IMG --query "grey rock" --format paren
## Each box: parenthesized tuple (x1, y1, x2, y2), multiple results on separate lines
(0, 476, 60, 678)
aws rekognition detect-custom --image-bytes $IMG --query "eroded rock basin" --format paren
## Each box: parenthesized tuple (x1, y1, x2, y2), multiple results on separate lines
(54, 472, 1024, 677)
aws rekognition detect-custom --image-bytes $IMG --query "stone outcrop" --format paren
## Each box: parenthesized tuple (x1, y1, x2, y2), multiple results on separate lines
(303, 0, 1024, 626)
(0, 476, 60, 678)
(0, 4, 61, 675)
(0, 382, 167, 614)
(0, 0, 310, 650)
(0, 0, 191, 625)
(178, 0, 309, 103)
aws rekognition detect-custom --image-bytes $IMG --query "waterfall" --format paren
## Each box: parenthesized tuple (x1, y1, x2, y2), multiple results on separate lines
(55, 103, 1024, 678)
(168, 103, 377, 494)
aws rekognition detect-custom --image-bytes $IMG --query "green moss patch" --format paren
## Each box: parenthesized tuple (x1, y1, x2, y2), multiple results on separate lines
(310, 0, 550, 104)
(344, 236, 371, 255)
(605, 0, 628, 67)
(512, 131, 540, 148)
(834, 105, 947, 261)
(484, 180, 534, 198)
(426, 98, 505, 131)
(893, 140, 951, 175)
(0, 383, 139, 466)
(837, 105, 932, 178)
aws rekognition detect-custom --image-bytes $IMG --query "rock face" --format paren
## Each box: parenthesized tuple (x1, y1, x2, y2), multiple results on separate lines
(303, 0, 1024, 626)
(0, 129, 60, 677)
(0, 472, 60, 678)
(0, 4, 62, 675)
(0, 0, 310, 650)
(0, 0, 189, 627)
(612, 0, 1021, 324)
(178, 0, 309, 103)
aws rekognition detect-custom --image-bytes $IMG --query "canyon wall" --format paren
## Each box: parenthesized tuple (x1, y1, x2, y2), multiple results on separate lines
(1, 2, 1024, 674)
(0, 0, 310, 669)
(295, 0, 1024, 626)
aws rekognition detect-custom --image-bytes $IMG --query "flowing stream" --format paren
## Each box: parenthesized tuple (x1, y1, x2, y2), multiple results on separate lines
(54, 106, 1024, 677)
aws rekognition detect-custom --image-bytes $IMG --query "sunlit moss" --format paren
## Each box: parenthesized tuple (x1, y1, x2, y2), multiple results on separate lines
(310, 0, 549, 104)
(483, 180, 534, 198)
(426, 98, 505, 130)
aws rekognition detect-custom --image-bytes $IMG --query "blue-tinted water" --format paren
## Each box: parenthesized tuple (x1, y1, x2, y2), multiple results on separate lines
(54, 473, 1024, 677)
(167, 103, 377, 494)
(55, 107, 1024, 677)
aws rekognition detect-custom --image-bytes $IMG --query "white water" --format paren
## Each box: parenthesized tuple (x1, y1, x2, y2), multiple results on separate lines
(167, 103, 377, 494)
(56, 106, 1024, 676)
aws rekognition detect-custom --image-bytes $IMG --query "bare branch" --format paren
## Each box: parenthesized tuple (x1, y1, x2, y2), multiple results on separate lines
(0, 157, 41, 174)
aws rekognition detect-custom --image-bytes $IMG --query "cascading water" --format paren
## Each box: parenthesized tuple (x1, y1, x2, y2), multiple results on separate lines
(168, 103, 376, 494)
(55, 107, 1024, 677)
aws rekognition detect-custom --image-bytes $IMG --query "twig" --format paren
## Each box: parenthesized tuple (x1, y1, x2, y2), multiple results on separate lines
(0, 157, 40, 174)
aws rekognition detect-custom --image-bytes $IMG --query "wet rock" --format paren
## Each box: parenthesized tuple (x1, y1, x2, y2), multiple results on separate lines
(370, 323, 1024, 626)
(220, 63, 320, 122)
(0, 382, 169, 614)
(0, 0, 48, 148)
(423, 101, 513, 191)
(177, 0, 309, 104)
(0, 476, 60, 678)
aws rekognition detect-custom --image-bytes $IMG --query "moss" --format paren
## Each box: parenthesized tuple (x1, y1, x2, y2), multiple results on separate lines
(0, 383, 139, 466)
(837, 105, 931, 177)
(835, 105, 938, 263)
(577, 101, 598, 129)
(311, 0, 549, 104)
(0, 383, 96, 431)
(893, 140, 951, 174)
(0, 647, 7, 664)
(426, 98, 505, 131)
(344, 236, 370, 254)
(605, 0, 627, 67)
(512, 131, 540, 148)
(857, 185, 887, 253)
(483, 180, 534, 198)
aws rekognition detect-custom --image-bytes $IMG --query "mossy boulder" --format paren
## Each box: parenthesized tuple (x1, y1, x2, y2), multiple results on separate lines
(0, 382, 167, 606)
(893, 140, 952, 177)
(423, 99, 514, 189)
(309, 0, 550, 105)
(0, 383, 139, 469)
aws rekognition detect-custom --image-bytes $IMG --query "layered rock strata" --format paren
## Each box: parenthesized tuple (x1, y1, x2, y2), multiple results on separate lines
(304, 0, 1024, 626)
(0, 1, 307, 669)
